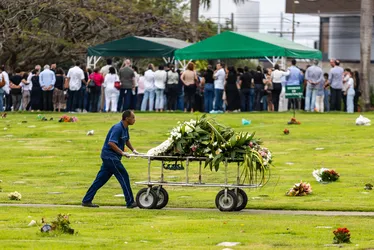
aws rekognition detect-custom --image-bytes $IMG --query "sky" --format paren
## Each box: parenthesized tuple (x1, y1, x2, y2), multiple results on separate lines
(199, 0, 320, 48)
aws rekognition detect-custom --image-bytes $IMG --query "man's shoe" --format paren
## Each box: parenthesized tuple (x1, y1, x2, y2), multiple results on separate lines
(126, 202, 137, 209)
(82, 202, 99, 208)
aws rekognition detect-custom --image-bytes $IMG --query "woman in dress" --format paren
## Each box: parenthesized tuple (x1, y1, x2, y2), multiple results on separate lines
(225, 66, 241, 112)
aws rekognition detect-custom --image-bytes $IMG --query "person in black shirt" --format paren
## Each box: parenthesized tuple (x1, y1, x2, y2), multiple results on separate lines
(253, 66, 265, 111)
(225, 66, 241, 112)
(202, 65, 214, 113)
(239, 66, 253, 112)
(9, 68, 23, 111)
(30, 70, 43, 111)
(53, 68, 65, 112)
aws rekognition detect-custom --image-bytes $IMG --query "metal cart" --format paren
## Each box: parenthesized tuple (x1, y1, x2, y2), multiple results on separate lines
(133, 155, 267, 212)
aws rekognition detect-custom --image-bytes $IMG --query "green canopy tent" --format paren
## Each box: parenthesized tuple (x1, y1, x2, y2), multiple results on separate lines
(174, 31, 322, 66)
(87, 36, 191, 68)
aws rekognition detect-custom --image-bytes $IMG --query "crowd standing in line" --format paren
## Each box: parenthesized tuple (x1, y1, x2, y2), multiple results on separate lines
(0, 58, 361, 114)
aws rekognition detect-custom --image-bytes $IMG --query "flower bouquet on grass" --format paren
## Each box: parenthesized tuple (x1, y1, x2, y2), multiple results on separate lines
(286, 181, 312, 196)
(333, 227, 351, 244)
(287, 117, 301, 125)
(58, 115, 78, 123)
(8, 191, 22, 200)
(147, 115, 273, 185)
(313, 168, 340, 182)
(41, 214, 75, 234)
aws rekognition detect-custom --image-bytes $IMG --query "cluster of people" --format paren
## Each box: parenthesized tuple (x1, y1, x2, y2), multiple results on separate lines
(0, 58, 360, 113)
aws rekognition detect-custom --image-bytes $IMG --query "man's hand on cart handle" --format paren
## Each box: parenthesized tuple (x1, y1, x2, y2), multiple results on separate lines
(132, 149, 140, 155)
(122, 151, 131, 158)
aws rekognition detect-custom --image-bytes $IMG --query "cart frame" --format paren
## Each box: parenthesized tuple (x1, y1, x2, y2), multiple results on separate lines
(132, 154, 267, 211)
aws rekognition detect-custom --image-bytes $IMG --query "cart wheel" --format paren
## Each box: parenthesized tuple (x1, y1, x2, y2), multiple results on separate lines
(152, 186, 169, 209)
(232, 188, 248, 211)
(215, 189, 238, 212)
(136, 188, 158, 209)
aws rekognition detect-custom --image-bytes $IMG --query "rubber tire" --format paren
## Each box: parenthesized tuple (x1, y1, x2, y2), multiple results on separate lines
(152, 186, 169, 209)
(232, 188, 248, 211)
(215, 189, 238, 212)
(136, 188, 158, 209)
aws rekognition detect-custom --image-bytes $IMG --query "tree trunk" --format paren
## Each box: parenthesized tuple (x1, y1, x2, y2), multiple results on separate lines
(190, 0, 200, 42)
(360, 0, 373, 111)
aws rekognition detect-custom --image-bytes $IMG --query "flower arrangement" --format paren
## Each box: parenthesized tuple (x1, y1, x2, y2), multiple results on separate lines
(312, 168, 340, 182)
(287, 117, 301, 125)
(333, 227, 351, 244)
(147, 115, 272, 185)
(8, 191, 22, 200)
(41, 214, 75, 234)
(286, 181, 312, 196)
(58, 115, 78, 123)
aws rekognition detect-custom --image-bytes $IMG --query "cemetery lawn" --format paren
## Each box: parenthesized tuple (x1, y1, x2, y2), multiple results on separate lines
(0, 206, 373, 249)
(0, 112, 373, 211)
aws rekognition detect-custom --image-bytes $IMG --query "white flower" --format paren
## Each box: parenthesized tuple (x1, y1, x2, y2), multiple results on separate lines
(312, 168, 329, 182)
(212, 142, 218, 146)
(8, 191, 22, 200)
(185, 125, 193, 133)
(208, 154, 213, 159)
(147, 139, 173, 156)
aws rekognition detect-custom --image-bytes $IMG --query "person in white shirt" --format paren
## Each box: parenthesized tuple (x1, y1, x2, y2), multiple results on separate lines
(154, 65, 167, 112)
(66, 61, 85, 112)
(99, 59, 116, 112)
(271, 64, 289, 112)
(213, 62, 226, 111)
(0, 66, 10, 112)
(344, 68, 355, 113)
(141, 64, 155, 111)
(103, 67, 120, 112)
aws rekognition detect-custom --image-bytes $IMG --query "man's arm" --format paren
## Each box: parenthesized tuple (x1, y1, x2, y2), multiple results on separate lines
(108, 142, 130, 157)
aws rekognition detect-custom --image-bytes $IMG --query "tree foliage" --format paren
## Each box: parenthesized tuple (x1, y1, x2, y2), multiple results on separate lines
(0, 0, 214, 71)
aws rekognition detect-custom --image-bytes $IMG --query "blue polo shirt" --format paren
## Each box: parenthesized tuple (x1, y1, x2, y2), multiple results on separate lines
(101, 121, 130, 160)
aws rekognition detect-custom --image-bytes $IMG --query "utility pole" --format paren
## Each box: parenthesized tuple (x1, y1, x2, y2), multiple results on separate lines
(292, 1, 296, 41)
(231, 13, 234, 31)
(280, 12, 284, 37)
(218, 0, 221, 34)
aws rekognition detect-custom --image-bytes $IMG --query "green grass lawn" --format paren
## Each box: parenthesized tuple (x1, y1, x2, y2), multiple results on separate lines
(0, 112, 372, 211)
(1, 111, 373, 249)
(0, 206, 373, 250)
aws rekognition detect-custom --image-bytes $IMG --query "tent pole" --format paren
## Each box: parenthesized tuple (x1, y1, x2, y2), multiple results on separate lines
(93, 56, 101, 68)
(87, 56, 93, 69)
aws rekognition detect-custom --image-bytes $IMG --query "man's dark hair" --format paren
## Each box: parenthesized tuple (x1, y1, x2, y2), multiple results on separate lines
(15, 67, 21, 73)
(244, 66, 249, 72)
(75, 61, 80, 66)
(291, 59, 297, 65)
(274, 64, 280, 70)
(158, 65, 164, 70)
(256, 65, 262, 72)
(106, 58, 112, 65)
(335, 60, 340, 66)
(122, 110, 132, 120)
(344, 68, 351, 73)
(109, 66, 116, 74)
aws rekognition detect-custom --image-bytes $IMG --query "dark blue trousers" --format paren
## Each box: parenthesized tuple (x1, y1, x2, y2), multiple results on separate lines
(82, 158, 134, 205)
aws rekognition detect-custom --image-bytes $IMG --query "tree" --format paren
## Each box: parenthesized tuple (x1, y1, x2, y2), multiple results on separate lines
(360, 0, 373, 110)
(190, 0, 247, 41)
(0, 0, 198, 71)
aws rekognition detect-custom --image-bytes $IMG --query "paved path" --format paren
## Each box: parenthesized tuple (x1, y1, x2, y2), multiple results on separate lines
(1, 203, 373, 216)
